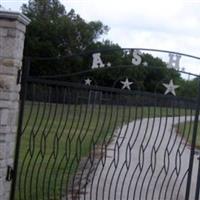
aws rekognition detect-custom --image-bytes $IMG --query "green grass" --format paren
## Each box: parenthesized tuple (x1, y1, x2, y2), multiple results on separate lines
(176, 120, 200, 148)
(15, 102, 195, 200)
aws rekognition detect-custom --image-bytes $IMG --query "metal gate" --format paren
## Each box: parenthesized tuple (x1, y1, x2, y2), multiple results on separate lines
(10, 49, 200, 199)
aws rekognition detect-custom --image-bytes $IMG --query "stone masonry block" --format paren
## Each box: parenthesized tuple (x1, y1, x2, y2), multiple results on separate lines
(0, 58, 22, 67)
(0, 28, 8, 37)
(0, 36, 25, 60)
(0, 126, 11, 134)
(7, 29, 17, 38)
(5, 183, 11, 194)
(0, 91, 19, 101)
(0, 178, 4, 192)
(5, 134, 14, 143)
(12, 92, 20, 101)
(0, 133, 6, 142)
(0, 57, 16, 68)
(8, 110, 18, 127)
(6, 158, 13, 166)
(6, 141, 15, 157)
(0, 143, 6, 160)
(0, 75, 21, 93)
(9, 102, 19, 110)
(11, 126, 17, 133)
(0, 20, 26, 33)
(0, 92, 10, 101)
(0, 101, 11, 109)
(0, 37, 18, 58)
(0, 65, 18, 76)
(0, 29, 25, 59)
(0, 159, 6, 168)
(0, 195, 4, 200)
(0, 28, 17, 38)
(0, 168, 4, 179)
(0, 75, 15, 90)
(0, 125, 17, 134)
(0, 109, 9, 125)
(10, 85, 21, 93)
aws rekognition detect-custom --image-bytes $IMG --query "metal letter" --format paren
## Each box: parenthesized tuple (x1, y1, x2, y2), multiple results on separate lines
(91, 53, 105, 69)
(132, 50, 142, 66)
(167, 53, 181, 70)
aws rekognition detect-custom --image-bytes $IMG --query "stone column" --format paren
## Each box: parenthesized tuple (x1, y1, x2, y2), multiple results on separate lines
(0, 10, 30, 199)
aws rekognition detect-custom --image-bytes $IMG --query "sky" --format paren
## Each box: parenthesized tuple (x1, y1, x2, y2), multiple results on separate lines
(1, 0, 200, 75)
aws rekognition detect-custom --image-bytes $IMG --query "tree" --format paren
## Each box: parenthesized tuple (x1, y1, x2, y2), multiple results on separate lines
(22, 0, 109, 75)
(177, 78, 199, 98)
(22, 0, 66, 19)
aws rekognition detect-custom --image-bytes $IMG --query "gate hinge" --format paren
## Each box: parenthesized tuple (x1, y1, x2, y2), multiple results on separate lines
(17, 69, 22, 85)
(6, 166, 14, 181)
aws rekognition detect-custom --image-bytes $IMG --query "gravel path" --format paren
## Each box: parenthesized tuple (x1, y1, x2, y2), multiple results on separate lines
(69, 116, 200, 200)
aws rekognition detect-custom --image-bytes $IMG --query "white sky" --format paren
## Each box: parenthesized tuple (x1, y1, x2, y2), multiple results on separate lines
(1, 0, 200, 75)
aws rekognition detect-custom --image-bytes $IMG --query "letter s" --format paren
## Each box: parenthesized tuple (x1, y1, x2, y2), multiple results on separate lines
(132, 50, 142, 66)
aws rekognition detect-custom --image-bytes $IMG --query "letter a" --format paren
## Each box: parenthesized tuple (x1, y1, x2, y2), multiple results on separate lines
(132, 50, 142, 65)
(167, 53, 181, 70)
(91, 53, 105, 69)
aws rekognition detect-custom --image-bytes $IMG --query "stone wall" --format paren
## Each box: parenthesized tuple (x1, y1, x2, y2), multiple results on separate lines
(0, 10, 30, 199)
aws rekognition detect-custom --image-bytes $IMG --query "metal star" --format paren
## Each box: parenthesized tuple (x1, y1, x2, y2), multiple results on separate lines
(142, 62, 148, 67)
(85, 78, 92, 86)
(107, 62, 111, 67)
(162, 80, 179, 96)
(120, 78, 133, 90)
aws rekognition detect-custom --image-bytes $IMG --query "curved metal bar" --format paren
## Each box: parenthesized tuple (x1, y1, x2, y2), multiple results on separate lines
(23, 48, 200, 61)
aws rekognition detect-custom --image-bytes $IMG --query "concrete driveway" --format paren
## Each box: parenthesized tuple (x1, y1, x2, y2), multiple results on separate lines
(71, 116, 200, 200)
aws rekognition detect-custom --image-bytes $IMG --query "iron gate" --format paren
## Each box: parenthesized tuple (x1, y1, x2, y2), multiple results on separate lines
(10, 49, 200, 200)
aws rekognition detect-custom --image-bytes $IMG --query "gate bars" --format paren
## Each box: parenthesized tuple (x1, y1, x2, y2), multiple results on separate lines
(10, 49, 200, 200)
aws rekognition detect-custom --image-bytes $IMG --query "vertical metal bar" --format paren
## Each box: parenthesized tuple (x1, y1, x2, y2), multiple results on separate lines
(9, 57, 30, 200)
(185, 78, 200, 200)
(195, 157, 200, 200)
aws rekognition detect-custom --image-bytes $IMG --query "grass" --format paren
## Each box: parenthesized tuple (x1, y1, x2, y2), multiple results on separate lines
(176, 120, 200, 148)
(15, 102, 195, 200)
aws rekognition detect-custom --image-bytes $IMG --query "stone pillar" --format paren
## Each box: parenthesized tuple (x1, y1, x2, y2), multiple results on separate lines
(0, 10, 30, 199)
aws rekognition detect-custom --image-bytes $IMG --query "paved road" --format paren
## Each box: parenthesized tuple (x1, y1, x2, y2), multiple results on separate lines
(71, 116, 200, 200)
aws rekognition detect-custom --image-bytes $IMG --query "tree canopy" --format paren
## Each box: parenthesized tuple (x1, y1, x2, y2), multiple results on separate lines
(22, 0, 109, 58)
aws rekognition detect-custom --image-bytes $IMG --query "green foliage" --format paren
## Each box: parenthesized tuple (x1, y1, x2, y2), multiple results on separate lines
(22, 0, 109, 75)
(22, 0, 66, 19)
(142, 54, 181, 93)
(177, 78, 199, 98)
(176, 120, 200, 149)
